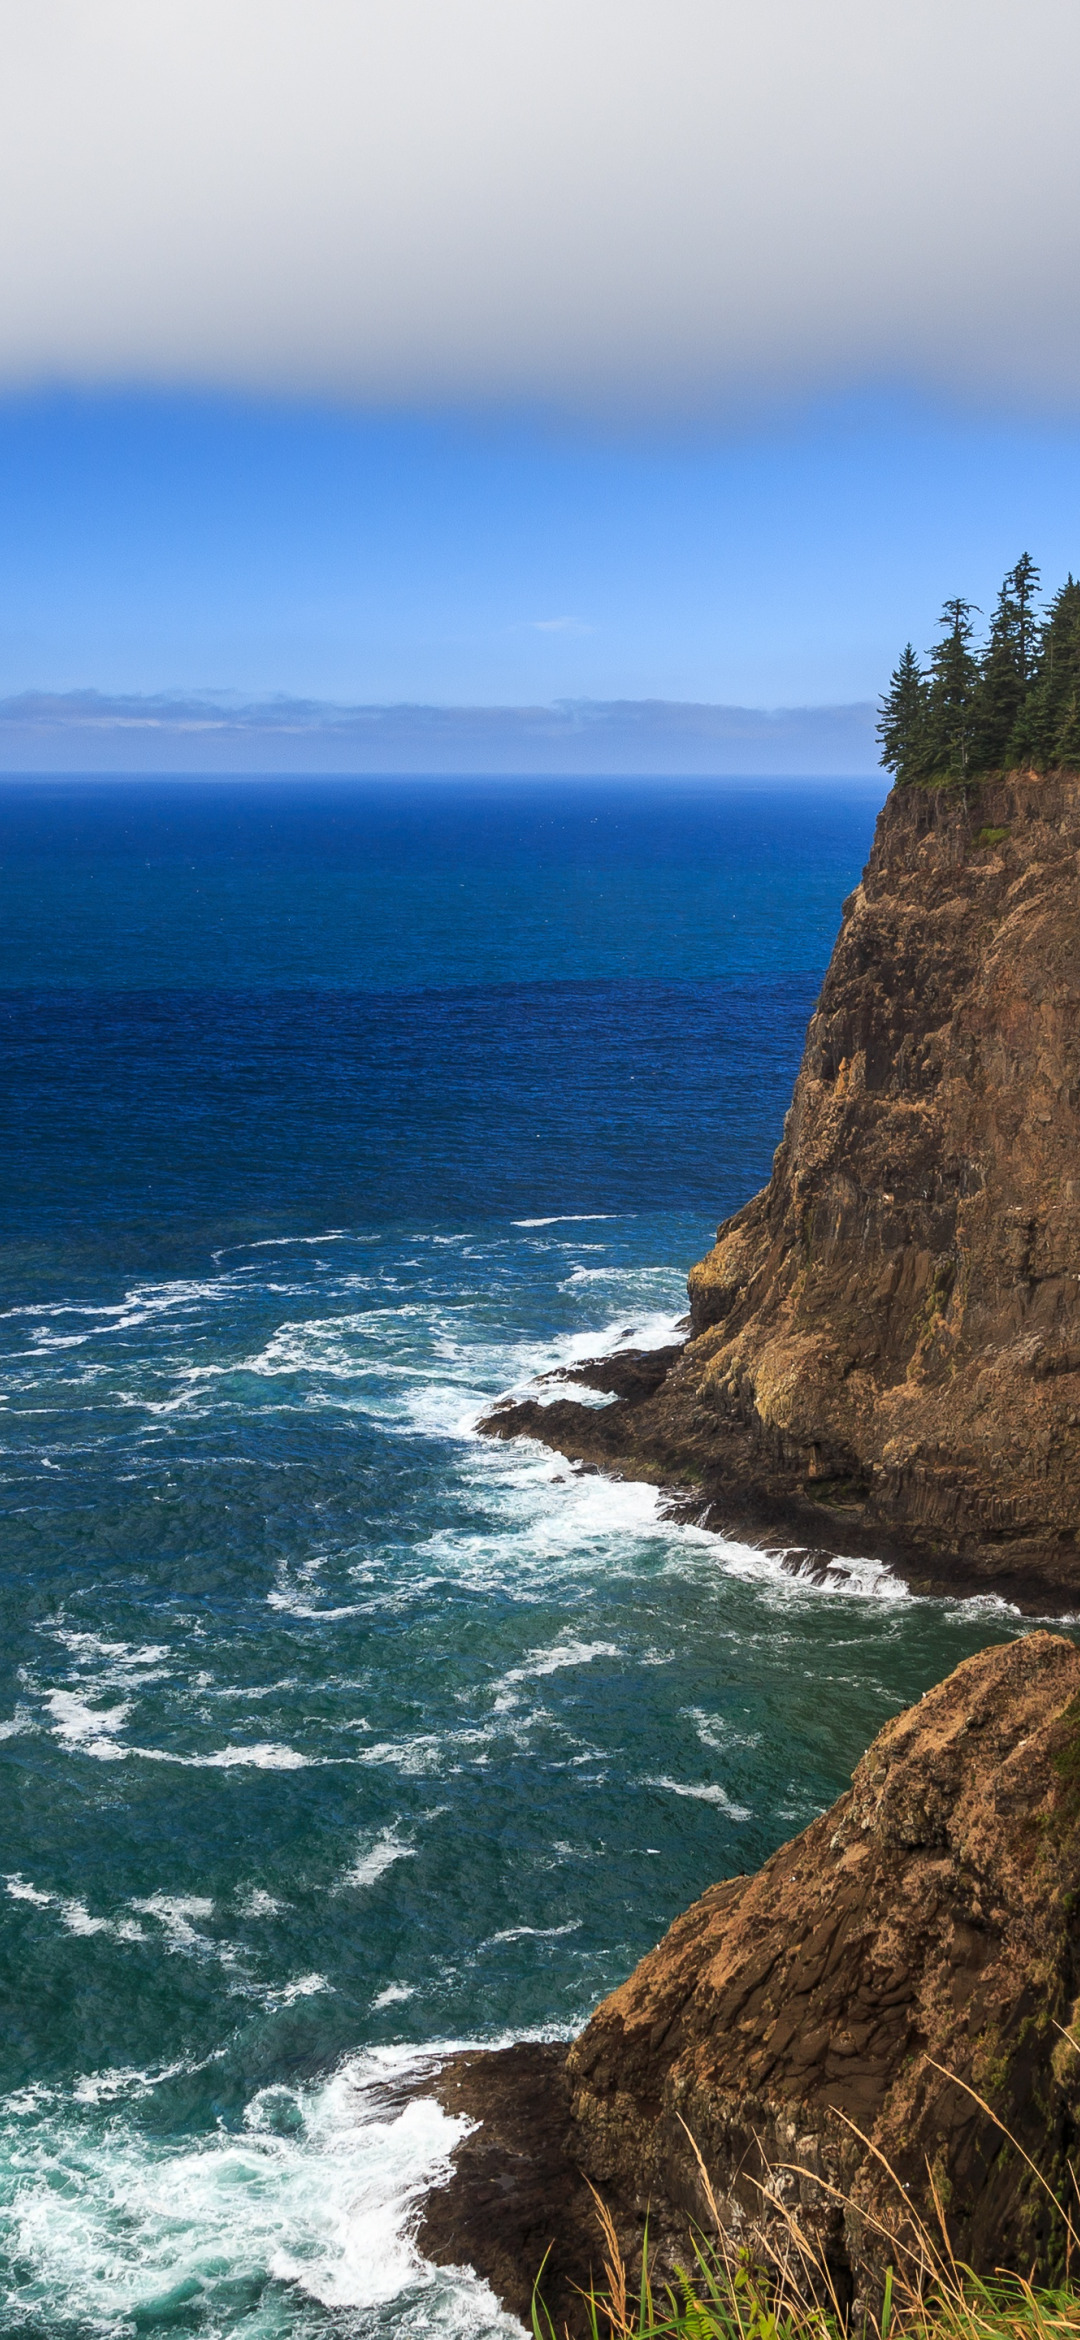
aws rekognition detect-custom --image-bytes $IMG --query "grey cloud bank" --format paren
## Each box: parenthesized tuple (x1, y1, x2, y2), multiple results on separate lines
(2, 1, 1078, 414)
(0, 694, 878, 778)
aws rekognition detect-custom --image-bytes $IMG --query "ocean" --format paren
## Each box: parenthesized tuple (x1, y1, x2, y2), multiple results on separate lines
(0, 777, 1035, 2339)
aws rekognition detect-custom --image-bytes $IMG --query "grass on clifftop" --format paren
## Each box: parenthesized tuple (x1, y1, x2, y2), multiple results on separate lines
(533, 2100, 1080, 2340)
(534, 2228, 1080, 2340)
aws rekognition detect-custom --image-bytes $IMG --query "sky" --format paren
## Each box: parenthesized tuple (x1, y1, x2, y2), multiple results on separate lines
(1, 1, 1079, 747)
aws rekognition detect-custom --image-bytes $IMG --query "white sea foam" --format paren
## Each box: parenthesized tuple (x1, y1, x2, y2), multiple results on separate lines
(232, 1310, 425, 1383)
(645, 1775, 753, 1819)
(48, 1631, 172, 1685)
(144, 1738, 311, 1770)
(44, 1689, 132, 1759)
(3, 2059, 213, 2117)
(5, 1277, 237, 1352)
(5, 1874, 54, 1906)
(130, 1894, 215, 1951)
(454, 1305, 684, 1431)
(42, 1689, 314, 1769)
(357, 1291, 685, 1446)
(941, 1591, 1024, 1620)
(237, 1232, 351, 1248)
(512, 1214, 618, 1226)
(684, 1707, 762, 1754)
(343, 1827, 418, 1889)
(709, 1538, 911, 1603)
(69, 2059, 201, 2105)
(211, 1676, 299, 1701)
(491, 1637, 622, 1713)
(7, 1223, 1015, 2340)
(0, 2045, 518, 2335)
(425, 1461, 915, 1613)
(260, 1972, 332, 2010)
(414, 1462, 671, 1600)
(3, 1279, 227, 1324)
(4, 1875, 147, 1941)
(558, 1263, 682, 1292)
(356, 1725, 499, 1778)
(502, 1637, 620, 1680)
(267, 1581, 368, 1620)
(60, 1899, 147, 1942)
(484, 1923, 582, 1946)
(189, 1739, 310, 1770)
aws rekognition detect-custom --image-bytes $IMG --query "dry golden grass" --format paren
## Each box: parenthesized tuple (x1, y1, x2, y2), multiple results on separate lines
(532, 2070, 1080, 2340)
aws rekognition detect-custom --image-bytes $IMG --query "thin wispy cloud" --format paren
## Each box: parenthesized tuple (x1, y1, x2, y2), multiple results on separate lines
(0, 689, 879, 776)
(0, 1, 1076, 415)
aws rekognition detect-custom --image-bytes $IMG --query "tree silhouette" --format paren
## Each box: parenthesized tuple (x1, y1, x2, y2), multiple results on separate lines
(883, 558, 1080, 785)
(975, 558, 1040, 769)
(877, 644, 929, 783)
(925, 598, 980, 779)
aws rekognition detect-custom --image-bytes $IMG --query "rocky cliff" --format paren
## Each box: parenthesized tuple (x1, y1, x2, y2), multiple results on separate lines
(417, 1633, 1080, 2325)
(485, 772, 1080, 1606)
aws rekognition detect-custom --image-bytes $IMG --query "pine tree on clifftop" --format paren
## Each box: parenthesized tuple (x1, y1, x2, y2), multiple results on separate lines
(925, 598, 980, 779)
(1009, 574, 1080, 768)
(973, 554, 1040, 769)
(877, 643, 929, 784)
(882, 559, 1080, 785)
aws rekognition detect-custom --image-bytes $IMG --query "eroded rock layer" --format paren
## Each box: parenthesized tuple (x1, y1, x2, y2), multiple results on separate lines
(418, 1634, 1080, 2322)
(485, 773, 1080, 1605)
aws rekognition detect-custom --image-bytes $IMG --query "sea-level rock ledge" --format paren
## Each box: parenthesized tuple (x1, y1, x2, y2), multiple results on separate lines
(483, 771, 1080, 1610)
(416, 1632, 1080, 2331)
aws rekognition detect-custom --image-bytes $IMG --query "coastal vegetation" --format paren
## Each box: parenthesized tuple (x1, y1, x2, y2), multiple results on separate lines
(878, 559, 1080, 785)
(534, 2112, 1080, 2340)
(535, 2209, 1080, 2340)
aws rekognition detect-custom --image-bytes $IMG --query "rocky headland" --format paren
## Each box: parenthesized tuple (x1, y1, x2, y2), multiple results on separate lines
(412, 777, 1080, 2327)
(485, 771, 1080, 1609)
(417, 1633, 1080, 2326)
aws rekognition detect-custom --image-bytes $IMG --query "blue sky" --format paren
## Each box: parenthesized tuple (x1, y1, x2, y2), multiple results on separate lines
(3, 389, 1080, 709)
(1, 2, 1079, 729)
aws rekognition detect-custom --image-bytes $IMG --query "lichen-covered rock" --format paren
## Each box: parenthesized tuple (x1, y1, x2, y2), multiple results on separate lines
(417, 1635, 1080, 2322)
(484, 773, 1080, 1607)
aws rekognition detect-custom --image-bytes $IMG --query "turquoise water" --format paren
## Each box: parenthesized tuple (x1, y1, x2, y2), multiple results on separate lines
(0, 779, 1036, 2338)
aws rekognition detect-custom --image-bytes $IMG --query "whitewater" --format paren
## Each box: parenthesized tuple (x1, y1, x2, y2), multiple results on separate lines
(0, 777, 1029, 2337)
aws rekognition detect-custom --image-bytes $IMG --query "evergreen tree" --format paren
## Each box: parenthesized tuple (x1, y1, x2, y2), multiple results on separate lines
(925, 598, 980, 779)
(1014, 552, 1037, 683)
(1009, 551, 1041, 682)
(1010, 574, 1080, 767)
(973, 555, 1041, 769)
(880, 563, 1080, 788)
(877, 642, 929, 783)
(1054, 681, 1080, 765)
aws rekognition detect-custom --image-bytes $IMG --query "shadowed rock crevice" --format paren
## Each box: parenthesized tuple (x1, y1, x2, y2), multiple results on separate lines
(483, 772, 1080, 1608)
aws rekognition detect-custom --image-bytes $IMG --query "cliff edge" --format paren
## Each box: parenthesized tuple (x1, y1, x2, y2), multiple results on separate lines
(486, 772, 1080, 1606)
(417, 1633, 1080, 2324)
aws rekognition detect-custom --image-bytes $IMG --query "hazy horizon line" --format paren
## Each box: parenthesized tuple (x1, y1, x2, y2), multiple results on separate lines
(0, 689, 881, 779)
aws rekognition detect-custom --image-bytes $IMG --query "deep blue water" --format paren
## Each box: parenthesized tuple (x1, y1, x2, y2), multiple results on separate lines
(0, 778, 1034, 2339)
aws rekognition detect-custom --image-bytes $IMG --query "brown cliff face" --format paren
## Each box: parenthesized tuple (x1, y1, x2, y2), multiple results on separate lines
(565, 1631, 1080, 2299)
(484, 772, 1080, 1606)
(418, 1633, 1080, 2321)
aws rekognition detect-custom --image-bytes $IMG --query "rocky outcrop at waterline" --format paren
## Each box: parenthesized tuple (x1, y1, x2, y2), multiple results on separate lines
(484, 771, 1080, 1609)
(416, 1633, 1080, 2326)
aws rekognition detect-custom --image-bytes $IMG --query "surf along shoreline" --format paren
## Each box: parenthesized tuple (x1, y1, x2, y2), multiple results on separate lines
(481, 773, 1080, 1616)
(409, 773, 1080, 2325)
